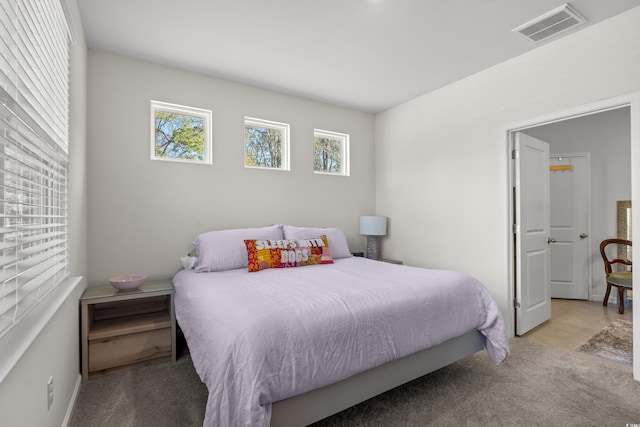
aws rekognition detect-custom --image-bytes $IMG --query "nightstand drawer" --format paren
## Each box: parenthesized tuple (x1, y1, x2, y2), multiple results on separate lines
(88, 327, 172, 372)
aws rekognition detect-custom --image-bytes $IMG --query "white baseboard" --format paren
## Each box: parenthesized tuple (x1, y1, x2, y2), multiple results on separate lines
(62, 374, 82, 427)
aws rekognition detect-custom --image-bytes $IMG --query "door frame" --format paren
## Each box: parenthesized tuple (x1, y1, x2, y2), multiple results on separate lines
(499, 91, 640, 381)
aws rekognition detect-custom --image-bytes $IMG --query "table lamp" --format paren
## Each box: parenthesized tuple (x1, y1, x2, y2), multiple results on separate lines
(359, 216, 387, 260)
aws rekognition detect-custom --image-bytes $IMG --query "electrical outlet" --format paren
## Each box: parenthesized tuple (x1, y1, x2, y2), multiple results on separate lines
(47, 376, 54, 410)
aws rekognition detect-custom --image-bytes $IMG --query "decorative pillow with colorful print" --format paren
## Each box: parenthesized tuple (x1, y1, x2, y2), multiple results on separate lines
(244, 235, 333, 272)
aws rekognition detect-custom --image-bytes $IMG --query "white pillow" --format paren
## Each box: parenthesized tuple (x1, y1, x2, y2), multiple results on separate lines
(180, 255, 198, 270)
(282, 225, 352, 259)
(194, 225, 284, 272)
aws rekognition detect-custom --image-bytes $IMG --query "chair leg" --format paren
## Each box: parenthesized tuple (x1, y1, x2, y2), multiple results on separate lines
(603, 283, 612, 307)
(617, 286, 625, 315)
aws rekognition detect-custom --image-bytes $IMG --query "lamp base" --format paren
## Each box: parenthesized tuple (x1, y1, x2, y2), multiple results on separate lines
(366, 236, 381, 260)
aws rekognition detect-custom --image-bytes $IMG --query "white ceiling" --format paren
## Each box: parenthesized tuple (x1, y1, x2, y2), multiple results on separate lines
(77, 0, 640, 113)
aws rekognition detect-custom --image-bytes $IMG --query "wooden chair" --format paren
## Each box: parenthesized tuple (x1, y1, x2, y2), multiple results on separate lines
(600, 238, 633, 314)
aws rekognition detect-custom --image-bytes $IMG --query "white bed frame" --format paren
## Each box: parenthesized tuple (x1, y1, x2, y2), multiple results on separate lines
(271, 329, 485, 426)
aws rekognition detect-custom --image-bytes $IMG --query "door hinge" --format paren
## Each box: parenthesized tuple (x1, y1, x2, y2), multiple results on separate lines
(513, 298, 521, 308)
(512, 149, 519, 159)
(513, 224, 520, 234)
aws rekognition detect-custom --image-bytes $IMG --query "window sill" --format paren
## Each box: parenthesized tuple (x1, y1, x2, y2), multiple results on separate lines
(0, 276, 83, 384)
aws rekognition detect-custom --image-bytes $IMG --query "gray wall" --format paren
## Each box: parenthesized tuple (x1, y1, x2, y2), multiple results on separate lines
(87, 51, 376, 284)
(524, 107, 631, 300)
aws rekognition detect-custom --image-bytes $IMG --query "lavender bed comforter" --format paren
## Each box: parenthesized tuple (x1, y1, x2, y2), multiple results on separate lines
(173, 257, 509, 427)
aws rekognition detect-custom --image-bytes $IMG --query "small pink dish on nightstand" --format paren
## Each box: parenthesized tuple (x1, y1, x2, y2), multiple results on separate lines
(109, 274, 148, 290)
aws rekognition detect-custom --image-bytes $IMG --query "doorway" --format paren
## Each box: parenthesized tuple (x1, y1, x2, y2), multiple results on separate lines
(521, 110, 630, 304)
(501, 92, 640, 381)
(511, 111, 629, 334)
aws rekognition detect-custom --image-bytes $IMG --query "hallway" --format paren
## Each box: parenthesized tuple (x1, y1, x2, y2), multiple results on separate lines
(522, 299, 632, 372)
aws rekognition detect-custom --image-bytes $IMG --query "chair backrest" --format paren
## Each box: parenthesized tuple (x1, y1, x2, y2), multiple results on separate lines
(599, 238, 632, 275)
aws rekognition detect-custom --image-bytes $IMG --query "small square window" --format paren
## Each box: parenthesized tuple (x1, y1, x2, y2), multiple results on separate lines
(314, 129, 350, 176)
(151, 100, 212, 164)
(244, 117, 290, 171)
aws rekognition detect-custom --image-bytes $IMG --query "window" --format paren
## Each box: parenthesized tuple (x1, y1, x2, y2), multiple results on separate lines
(244, 117, 290, 171)
(0, 0, 70, 338)
(151, 100, 212, 164)
(314, 129, 350, 176)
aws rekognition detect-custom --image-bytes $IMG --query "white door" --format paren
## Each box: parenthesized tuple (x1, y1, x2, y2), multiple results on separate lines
(549, 154, 590, 299)
(514, 133, 551, 336)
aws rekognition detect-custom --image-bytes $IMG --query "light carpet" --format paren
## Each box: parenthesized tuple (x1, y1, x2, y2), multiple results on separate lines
(70, 338, 640, 426)
(577, 319, 633, 366)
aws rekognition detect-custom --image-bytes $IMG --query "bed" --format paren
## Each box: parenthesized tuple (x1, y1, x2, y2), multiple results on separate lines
(173, 225, 509, 427)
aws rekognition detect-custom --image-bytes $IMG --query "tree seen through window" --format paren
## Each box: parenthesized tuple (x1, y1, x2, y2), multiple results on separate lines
(314, 130, 349, 176)
(244, 126, 282, 168)
(244, 117, 289, 170)
(314, 136, 341, 173)
(155, 111, 205, 161)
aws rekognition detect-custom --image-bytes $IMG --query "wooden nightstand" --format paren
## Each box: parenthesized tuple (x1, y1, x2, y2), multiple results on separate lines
(80, 279, 176, 381)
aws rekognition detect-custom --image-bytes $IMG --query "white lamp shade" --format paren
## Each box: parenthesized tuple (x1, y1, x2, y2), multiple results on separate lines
(360, 216, 387, 236)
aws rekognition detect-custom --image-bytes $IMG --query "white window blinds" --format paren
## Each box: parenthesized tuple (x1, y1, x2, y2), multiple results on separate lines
(0, 0, 70, 338)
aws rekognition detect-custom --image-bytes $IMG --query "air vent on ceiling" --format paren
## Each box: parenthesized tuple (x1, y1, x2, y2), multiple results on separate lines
(513, 3, 586, 44)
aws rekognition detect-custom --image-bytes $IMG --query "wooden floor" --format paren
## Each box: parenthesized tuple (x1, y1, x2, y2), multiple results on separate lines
(521, 298, 633, 372)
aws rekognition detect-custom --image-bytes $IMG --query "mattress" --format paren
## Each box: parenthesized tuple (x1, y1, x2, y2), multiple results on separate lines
(173, 257, 509, 426)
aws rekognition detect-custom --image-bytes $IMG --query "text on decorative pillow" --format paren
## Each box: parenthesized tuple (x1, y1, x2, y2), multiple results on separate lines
(244, 236, 333, 272)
